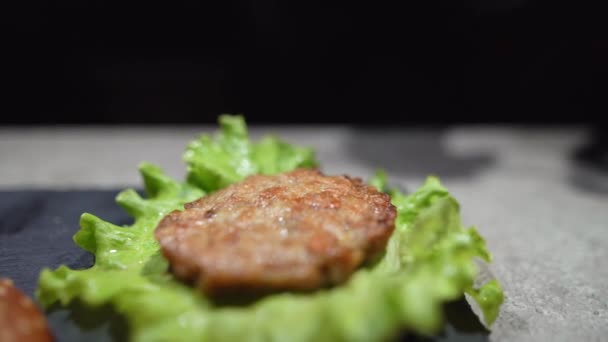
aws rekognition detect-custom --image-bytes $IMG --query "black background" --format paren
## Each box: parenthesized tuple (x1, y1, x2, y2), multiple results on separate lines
(2, 1, 606, 124)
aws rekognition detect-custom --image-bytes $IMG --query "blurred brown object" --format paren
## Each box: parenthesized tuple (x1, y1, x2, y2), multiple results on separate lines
(0, 278, 53, 342)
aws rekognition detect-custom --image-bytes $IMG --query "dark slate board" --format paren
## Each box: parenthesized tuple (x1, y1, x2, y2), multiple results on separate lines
(0, 190, 488, 342)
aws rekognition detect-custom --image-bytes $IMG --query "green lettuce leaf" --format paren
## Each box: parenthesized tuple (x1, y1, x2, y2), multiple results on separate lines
(184, 115, 316, 192)
(37, 116, 503, 342)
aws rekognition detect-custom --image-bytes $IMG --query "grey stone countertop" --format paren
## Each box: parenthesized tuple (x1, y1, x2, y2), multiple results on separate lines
(1, 125, 607, 341)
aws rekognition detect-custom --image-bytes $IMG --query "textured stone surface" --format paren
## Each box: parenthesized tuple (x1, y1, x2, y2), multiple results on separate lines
(1, 125, 607, 341)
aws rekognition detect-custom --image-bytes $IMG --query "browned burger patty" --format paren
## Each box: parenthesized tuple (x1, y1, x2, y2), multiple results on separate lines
(155, 169, 396, 296)
(0, 278, 53, 342)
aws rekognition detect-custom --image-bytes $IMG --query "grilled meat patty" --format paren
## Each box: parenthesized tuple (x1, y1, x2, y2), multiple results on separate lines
(155, 169, 396, 296)
(0, 278, 53, 342)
